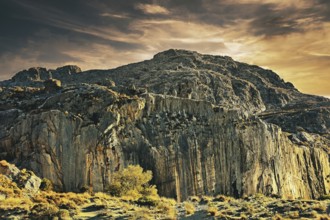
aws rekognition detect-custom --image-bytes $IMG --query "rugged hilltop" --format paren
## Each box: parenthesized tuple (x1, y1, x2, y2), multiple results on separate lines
(0, 49, 329, 201)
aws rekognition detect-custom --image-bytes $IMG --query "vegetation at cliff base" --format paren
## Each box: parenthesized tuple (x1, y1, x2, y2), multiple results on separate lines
(108, 164, 160, 206)
(0, 163, 329, 219)
(176, 194, 330, 219)
(0, 164, 177, 219)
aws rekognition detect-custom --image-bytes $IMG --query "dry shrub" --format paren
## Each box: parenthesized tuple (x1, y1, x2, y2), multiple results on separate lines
(189, 196, 200, 202)
(94, 192, 112, 200)
(130, 210, 153, 220)
(137, 185, 160, 206)
(156, 198, 177, 219)
(272, 214, 284, 220)
(213, 194, 230, 202)
(56, 197, 78, 210)
(184, 201, 195, 215)
(93, 198, 108, 206)
(64, 192, 90, 205)
(32, 193, 48, 203)
(40, 178, 53, 191)
(0, 160, 10, 167)
(40, 191, 59, 204)
(208, 206, 218, 216)
(0, 197, 33, 211)
(31, 203, 59, 217)
(200, 196, 212, 204)
(311, 203, 327, 212)
(58, 209, 71, 219)
(0, 174, 22, 197)
(240, 213, 248, 220)
(317, 215, 330, 220)
(288, 211, 300, 219)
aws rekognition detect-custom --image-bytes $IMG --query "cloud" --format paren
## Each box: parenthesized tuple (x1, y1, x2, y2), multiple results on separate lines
(0, 0, 329, 96)
(227, 0, 314, 9)
(135, 4, 170, 15)
(100, 13, 130, 19)
(238, 22, 330, 96)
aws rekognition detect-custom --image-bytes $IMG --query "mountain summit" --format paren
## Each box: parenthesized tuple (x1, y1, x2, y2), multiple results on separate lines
(0, 49, 329, 201)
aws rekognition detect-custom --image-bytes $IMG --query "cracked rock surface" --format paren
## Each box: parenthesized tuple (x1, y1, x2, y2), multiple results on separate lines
(0, 49, 329, 201)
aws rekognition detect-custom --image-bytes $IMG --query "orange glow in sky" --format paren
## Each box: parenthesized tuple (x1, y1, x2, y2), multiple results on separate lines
(0, 0, 329, 97)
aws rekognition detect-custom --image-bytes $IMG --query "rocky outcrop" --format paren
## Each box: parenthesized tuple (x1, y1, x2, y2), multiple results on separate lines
(11, 65, 81, 83)
(0, 160, 41, 195)
(12, 67, 51, 82)
(0, 49, 329, 201)
(44, 79, 62, 93)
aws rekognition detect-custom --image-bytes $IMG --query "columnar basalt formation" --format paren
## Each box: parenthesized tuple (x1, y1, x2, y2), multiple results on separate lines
(0, 49, 329, 201)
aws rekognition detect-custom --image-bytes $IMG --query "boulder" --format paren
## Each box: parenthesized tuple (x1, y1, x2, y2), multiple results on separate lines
(0, 160, 41, 195)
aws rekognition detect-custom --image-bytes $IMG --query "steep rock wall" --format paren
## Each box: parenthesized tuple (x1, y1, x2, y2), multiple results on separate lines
(0, 93, 328, 201)
(128, 94, 330, 201)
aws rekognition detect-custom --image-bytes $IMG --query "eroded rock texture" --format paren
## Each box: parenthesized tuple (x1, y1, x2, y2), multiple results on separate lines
(0, 160, 41, 196)
(0, 49, 329, 201)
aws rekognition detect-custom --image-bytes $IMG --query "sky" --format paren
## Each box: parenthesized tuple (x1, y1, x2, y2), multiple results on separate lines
(0, 0, 329, 97)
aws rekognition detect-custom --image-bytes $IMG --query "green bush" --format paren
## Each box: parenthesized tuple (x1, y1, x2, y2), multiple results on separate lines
(108, 165, 157, 201)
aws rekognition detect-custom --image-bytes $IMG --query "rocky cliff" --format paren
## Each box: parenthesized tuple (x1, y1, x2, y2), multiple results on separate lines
(0, 49, 329, 201)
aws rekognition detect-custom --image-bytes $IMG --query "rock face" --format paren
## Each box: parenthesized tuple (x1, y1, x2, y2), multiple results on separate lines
(0, 160, 41, 195)
(0, 49, 329, 201)
(11, 65, 81, 84)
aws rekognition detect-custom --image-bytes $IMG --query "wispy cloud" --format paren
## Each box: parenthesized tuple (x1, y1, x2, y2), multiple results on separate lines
(135, 4, 170, 15)
(100, 13, 130, 19)
(0, 0, 329, 96)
